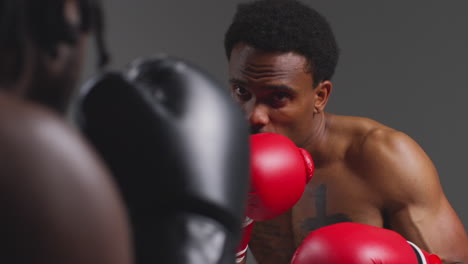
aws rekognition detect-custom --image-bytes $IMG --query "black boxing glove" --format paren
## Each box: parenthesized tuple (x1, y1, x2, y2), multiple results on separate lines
(75, 55, 250, 264)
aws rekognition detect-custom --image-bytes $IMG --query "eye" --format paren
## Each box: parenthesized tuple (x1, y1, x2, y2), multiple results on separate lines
(272, 92, 289, 101)
(232, 85, 251, 101)
(268, 91, 291, 108)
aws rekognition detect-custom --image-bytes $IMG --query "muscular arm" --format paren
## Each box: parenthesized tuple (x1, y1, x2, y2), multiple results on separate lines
(235, 219, 287, 264)
(0, 103, 133, 263)
(361, 129, 468, 264)
(248, 213, 296, 264)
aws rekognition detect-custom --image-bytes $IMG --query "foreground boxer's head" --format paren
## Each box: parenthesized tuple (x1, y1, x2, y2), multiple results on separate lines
(224, 0, 339, 147)
(0, 0, 107, 114)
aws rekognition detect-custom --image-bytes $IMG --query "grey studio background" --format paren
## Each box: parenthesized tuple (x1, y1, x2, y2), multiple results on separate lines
(82, 1, 468, 263)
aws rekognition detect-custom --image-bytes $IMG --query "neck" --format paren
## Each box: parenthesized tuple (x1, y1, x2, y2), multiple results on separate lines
(301, 112, 333, 168)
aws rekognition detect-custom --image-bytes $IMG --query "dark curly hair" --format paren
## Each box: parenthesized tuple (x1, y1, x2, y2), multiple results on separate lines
(0, 0, 108, 85)
(224, 0, 339, 86)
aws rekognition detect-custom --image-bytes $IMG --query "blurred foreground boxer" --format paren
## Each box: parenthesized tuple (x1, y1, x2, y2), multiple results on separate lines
(76, 55, 250, 264)
(224, 0, 468, 263)
(0, 0, 132, 263)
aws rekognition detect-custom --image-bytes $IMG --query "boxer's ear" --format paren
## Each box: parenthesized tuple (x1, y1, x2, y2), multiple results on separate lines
(313, 80, 332, 114)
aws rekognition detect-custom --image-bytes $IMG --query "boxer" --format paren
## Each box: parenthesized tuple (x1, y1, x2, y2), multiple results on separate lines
(224, 0, 468, 263)
(0, 0, 132, 263)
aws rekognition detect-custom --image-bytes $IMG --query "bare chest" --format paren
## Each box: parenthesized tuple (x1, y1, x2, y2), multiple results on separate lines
(291, 168, 384, 246)
(249, 165, 385, 264)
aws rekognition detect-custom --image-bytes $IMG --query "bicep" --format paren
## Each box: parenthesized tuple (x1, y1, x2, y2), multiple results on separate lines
(389, 195, 468, 263)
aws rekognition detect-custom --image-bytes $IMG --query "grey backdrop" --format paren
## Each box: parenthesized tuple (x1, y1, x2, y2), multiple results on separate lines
(83, 1, 468, 263)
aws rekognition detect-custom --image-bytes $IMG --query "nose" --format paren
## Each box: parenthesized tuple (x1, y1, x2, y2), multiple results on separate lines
(247, 103, 269, 133)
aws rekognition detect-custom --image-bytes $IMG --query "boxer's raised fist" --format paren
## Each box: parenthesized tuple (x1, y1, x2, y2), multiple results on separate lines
(248, 133, 314, 221)
(291, 222, 442, 264)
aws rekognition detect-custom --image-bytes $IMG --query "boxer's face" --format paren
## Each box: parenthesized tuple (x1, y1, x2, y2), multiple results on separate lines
(28, 0, 89, 114)
(228, 43, 330, 147)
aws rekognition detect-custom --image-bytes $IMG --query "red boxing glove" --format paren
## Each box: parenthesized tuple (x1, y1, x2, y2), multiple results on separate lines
(291, 222, 442, 264)
(236, 217, 254, 263)
(248, 133, 315, 221)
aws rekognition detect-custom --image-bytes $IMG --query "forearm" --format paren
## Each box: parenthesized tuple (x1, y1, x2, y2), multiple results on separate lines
(236, 256, 247, 264)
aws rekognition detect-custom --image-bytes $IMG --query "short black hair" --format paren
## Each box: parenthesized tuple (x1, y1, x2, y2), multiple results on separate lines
(224, 0, 339, 86)
(0, 0, 108, 85)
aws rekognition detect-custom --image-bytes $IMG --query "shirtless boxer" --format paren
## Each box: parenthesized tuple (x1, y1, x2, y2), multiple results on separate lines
(224, 0, 468, 263)
(0, 0, 132, 263)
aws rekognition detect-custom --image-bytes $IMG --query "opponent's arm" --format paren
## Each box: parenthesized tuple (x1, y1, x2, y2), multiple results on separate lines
(0, 105, 132, 264)
(360, 129, 468, 264)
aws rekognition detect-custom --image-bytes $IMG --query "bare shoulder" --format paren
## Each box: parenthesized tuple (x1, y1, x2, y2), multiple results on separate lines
(0, 94, 116, 199)
(0, 94, 73, 146)
(0, 95, 132, 263)
(343, 115, 442, 208)
(326, 114, 394, 146)
(327, 114, 398, 157)
(332, 114, 424, 167)
(358, 124, 432, 173)
(1, 96, 87, 170)
(329, 113, 430, 163)
(329, 114, 440, 195)
(329, 114, 393, 136)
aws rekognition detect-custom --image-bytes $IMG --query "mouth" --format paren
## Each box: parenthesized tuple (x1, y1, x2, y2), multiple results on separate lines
(250, 127, 265, 135)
